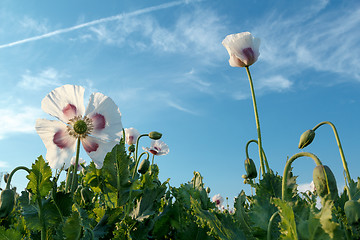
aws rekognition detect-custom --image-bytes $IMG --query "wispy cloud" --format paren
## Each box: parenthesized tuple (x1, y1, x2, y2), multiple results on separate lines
(254, 1, 360, 82)
(18, 68, 62, 90)
(0, 161, 9, 168)
(0, 104, 42, 140)
(257, 75, 293, 92)
(0, 1, 186, 49)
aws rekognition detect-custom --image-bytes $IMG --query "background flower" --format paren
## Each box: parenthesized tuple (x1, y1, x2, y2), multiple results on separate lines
(212, 194, 224, 208)
(142, 140, 169, 156)
(70, 156, 86, 171)
(36, 84, 123, 169)
(222, 32, 260, 67)
(124, 127, 140, 145)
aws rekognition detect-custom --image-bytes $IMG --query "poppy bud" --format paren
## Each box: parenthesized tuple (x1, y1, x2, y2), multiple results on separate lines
(244, 158, 257, 179)
(206, 187, 211, 194)
(138, 159, 150, 174)
(344, 200, 360, 225)
(313, 165, 338, 200)
(0, 189, 15, 218)
(148, 131, 162, 140)
(298, 130, 315, 149)
(128, 145, 135, 153)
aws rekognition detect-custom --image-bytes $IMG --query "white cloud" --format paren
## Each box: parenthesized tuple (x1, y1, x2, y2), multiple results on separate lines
(18, 68, 62, 90)
(253, 2, 360, 82)
(19, 16, 48, 34)
(0, 105, 43, 140)
(0, 161, 9, 168)
(257, 75, 292, 92)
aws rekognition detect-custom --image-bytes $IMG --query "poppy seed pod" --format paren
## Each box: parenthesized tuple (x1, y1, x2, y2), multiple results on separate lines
(244, 158, 257, 179)
(149, 131, 162, 140)
(344, 200, 360, 225)
(138, 159, 150, 174)
(0, 189, 15, 218)
(298, 130, 315, 149)
(313, 165, 338, 200)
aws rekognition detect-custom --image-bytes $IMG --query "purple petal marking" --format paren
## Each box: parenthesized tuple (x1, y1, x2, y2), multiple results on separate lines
(149, 149, 158, 155)
(62, 104, 77, 119)
(91, 113, 106, 130)
(53, 129, 71, 149)
(242, 48, 255, 66)
(82, 138, 99, 153)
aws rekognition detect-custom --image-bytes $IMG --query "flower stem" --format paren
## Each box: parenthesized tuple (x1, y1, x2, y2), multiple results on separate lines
(312, 121, 352, 185)
(5, 166, 31, 190)
(245, 66, 269, 175)
(70, 138, 81, 195)
(245, 139, 269, 172)
(267, 211, 279, 240)
(281, 152, 322, 200)
(132, 134, 148, 179)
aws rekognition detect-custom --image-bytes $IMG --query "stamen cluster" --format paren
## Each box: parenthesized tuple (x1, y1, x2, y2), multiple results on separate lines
(67, 116, 94, 138)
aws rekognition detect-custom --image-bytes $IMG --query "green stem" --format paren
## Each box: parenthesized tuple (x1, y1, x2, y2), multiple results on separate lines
(245, 139, 269, 172)
(38, 192, 46, 240)
(282, 152, 322, 200)
(245, 66, 268, 175)
(132, 134, 148, 179)
(267, 211, 279, 240)
(5, 166, 31, 190)
(65, 166, 73, 193)
(312, 121, 352, 185)
(71, 138, 81, 195)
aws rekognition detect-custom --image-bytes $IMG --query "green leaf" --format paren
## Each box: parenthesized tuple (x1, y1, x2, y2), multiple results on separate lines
(233, 191, 257, 240)
(272, 198, 298, 240)
(191, 197, 248, 239)
(26, 156, 53, 199)
(0, 226, 22, 240)
(63, 210, 82, 240)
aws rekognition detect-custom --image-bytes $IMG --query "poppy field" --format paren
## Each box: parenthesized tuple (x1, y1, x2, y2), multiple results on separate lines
(0, 32, 359, 240)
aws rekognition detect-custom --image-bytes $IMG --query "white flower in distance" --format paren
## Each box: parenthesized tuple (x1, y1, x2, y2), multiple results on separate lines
(70, 157, 86, 171)
(212, 194, 224, 207)
(36, 85, 123, 169)
(143, 140, 169, 156)
(124, 127, 140, 145)
(222, 32, 260, 67)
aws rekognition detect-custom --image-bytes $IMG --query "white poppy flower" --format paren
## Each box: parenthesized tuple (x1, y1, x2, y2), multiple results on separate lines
(35, 85, 123, 169)
(212, 194, 224, 207)
(222, 32, 260, 67)
(70, 157, 86, 171)
(142, 140, 169, 156)
(124, 127, 140, 145)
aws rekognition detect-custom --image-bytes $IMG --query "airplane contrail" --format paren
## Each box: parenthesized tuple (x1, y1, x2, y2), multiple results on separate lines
(0, 1, 184, 49)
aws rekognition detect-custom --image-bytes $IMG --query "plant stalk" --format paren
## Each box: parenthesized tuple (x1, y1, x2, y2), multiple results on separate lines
(245, 66, 269, 174)
(281, 152, 322, 200)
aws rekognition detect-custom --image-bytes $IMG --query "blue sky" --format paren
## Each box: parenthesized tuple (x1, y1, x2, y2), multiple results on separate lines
(0, 0, 360, 206)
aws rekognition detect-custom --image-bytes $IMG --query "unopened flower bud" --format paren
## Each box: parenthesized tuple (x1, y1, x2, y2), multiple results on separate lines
(0, 189, 15, 218)
(138, 159, 150, 174)
(344, 200, 360, 225)
(149, 131, 162, 140)
(298, 130, 315, 149)
(206, 187, 211, 194)
(313, 165, 338, 200)
(244, 158, 257, 179)
(241, 174, 248, 179)
(128, 145, 135, 153)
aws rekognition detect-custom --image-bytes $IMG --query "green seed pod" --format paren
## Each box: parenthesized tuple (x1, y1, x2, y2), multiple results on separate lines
(298, 129, 315, 149)
(344, 200, 360, 225)
(313, 165, 338, 200)
(81, 188, 93, 205)
(244, 158, 257, 179)
(128, 144, 135, 153)
(0, 189, 15, 218)
(138, 159, 150, 174)
(148, 131, 162, 140)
